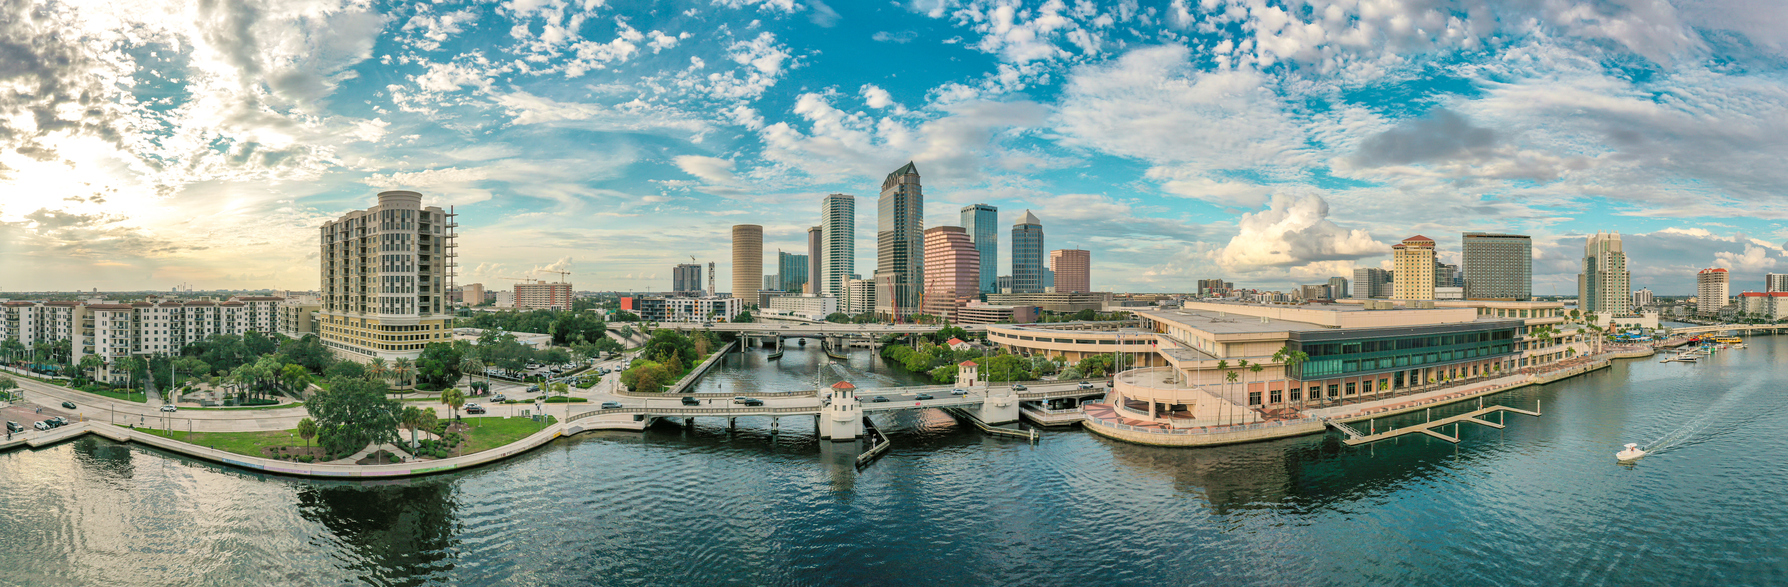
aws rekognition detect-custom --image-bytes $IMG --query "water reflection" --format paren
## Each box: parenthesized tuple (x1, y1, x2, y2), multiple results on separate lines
(296, 482, 460, 584)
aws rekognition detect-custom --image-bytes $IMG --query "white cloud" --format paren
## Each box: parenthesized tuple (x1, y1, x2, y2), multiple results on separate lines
(1213, 191, 1385, 271)
(673, 155, 739, 185)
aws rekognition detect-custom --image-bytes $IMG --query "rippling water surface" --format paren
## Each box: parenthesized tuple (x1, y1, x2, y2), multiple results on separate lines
(3, 339, 1786, 586)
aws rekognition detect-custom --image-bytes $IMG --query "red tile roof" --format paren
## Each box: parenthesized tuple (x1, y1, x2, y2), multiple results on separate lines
(830, 381, 856, 390)
(958, 360, 978, 367)
(946, 337, 965, 345)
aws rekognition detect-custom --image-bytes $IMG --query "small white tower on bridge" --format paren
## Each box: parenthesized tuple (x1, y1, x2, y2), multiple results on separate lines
(958, 360, 980, 388)
(818, 380, 864, 441)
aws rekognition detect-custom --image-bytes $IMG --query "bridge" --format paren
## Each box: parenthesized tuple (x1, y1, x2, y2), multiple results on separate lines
(1665, 323, 1788, 336)
(565, 380, 1108, 440)
(647, 322, 986, 336)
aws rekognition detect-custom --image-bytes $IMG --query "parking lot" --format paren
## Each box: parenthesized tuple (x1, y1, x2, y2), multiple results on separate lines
(2, 401, 73, 440)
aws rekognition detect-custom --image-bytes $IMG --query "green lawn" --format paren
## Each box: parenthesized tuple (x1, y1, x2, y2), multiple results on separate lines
(70, 386, 149, 404)
(459, 416, 556, 454)
(141, 428, 310, 458)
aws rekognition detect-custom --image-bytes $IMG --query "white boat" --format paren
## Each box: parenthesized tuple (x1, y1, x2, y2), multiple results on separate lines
(1616, 443, 1647, 462)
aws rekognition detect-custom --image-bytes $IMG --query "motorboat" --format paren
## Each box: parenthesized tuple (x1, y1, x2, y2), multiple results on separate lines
(1616, 443, 1647, 462)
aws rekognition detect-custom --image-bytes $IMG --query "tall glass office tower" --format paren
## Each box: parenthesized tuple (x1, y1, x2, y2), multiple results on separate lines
(876, 163, 923, 317)
(1011, 210, 1045, 294)
(820, 194, 855, 297)
(960, 204, 998, 296)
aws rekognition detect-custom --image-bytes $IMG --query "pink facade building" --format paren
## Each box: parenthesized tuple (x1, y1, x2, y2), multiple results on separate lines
(1049, 249, 1091, 293)
(923, 226, 980, 322)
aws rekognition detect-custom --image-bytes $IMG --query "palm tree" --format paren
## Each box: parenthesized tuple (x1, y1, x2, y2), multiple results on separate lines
(393, 358, 414, 390)
(440, 387, 466, 422)
(367, 357, 388, 384)
(1214, 359, 1229, 421)
(297, 417, 317, 449)
(1248, 363, 1264, 410)
(1223, 370, 1240, 425)
(400, 406, 426, 450)
(461, 357, 486, 387)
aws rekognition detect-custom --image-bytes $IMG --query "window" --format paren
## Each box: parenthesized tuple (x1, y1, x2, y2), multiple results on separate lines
(1270, 389, 1282, 403)
(1289, 387, 1302, 402)
(1327, 384, 1338, 398)
(1345, 382, 1356, 395)
(1248, 391, 1261, 406)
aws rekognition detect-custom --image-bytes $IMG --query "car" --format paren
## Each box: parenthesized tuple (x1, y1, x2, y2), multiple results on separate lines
(950, 389, 968, 396)
(732, 396, 750, 404)
(527, 385, 540, 392)
(61, 401, 76, 410)
(5, 421, 21, 433)
(50, 417, 66, 427)
(492, 394, 507, 402)
(1106, 380, 1114, 388)
(33, 421, 48, 431)
(159, 405, 178, 413)
(871, 396, 890, 402)
(914, 393, 933, 401)
(465, 405, 487, 415)
(681, 396, 701, 406)
(742, 398, 765, 407)
(1012, 384, 1027, 391)
(600, 401, 623, 409)
(1077, 381, 1095, 390)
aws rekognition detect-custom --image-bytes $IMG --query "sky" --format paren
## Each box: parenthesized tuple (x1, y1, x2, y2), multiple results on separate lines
(2, 0, 1788, 296)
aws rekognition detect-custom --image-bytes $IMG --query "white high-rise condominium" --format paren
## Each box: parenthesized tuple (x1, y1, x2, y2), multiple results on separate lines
(1696, 268, 1729, 314)
(319, 190, 458, 362)
(1578, 231, 1631, 317)
(1767, 273, 1788, 293)
(821, 194, 856, 297)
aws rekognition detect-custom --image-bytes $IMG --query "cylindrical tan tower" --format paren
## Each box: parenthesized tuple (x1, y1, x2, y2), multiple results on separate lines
(732, 224, 763, 307)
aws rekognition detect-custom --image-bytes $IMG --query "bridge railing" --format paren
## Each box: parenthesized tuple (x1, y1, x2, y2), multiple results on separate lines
(568, 405, 822, 422)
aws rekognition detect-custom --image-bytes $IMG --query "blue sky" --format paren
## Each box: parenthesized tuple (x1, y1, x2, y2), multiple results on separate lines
(3, 0, 1788, 295)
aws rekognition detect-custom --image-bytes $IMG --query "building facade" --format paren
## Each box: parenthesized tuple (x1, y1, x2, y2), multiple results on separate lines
(767, 295, 838, 320)
(1739, 292, 1788, 320)
(461, 283, 487, 306)
(1327, 276, 1349, 300)
(319, 190, 457, 362)
(778, 251, 809, 294)
(820, 194, 855, 297)
(1631, 288, 1654, 309)
(1768, 273, 1788, 293)
(922, 226, 980, 323)
(1392, 236, 1436, 301)
(1697, 268, 1730, 314)
(0, 296, 303, 384)
(957, 302, 1038, 325)
(1351, 268, 1390, 299)
(1578, 231, 1631, 318)
(672, 263, 703, 294)
(1462, 232, 1532, 300)
(1050, 249, 1091, 294)
(733, 224, 763, 306)
(844, 278, 876, 315)
(876, 163, 924, 318)
(984, 292, 1113, 313)
(961, 203, 998, 295)
(514, 281, 572, 310)
(807, 226, 823, 294)
(1011, 210, 1045, 294)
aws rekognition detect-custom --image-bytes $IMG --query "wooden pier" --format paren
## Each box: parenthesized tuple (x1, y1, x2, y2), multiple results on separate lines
(1328, 400, 1542, 446)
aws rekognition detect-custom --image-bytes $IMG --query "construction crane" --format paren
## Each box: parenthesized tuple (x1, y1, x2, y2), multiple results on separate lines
(540, 269, 571, 283)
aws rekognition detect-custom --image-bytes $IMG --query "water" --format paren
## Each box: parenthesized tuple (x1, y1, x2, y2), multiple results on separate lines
(4, 338, 1787, 586)
(687, 340, 934, 393)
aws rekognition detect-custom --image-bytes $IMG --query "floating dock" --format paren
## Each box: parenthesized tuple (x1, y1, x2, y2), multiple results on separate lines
(1328, 401, 1541, 446)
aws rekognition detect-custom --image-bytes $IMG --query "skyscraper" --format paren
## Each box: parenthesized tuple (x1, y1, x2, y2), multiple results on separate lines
(922, 226, 980, 323)
(1767, 273, 1788, 293)
(1392, 235, 1436, 301)
(876, 163, 923, 318)
(1578, 231, 1631, 317)
(961, 204, 998, 295)
(1631, 287, 1654, 309)
(1352, 268, 1390, 298)
(732, 224, 762, 305)
(807, 226, 822, 295)
(1328, 276, 1349, 299)
(778, 251, 808, 294)
(1462, 232, 1532, 300)
(319, 190, 456, 361)
(821, 194, 855, 297)
(672, 263, 702, 294)
(1696, 268, 1729, 314)
(1049, 249, 1090, 293)
(1011, 210, 1045, 294)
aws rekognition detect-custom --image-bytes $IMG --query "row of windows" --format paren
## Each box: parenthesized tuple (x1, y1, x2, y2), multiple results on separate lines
(1302, 330, 1515, 357)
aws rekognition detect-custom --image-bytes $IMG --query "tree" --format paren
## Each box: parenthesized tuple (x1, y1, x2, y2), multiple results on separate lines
(280, 363, 313, 398)
(826, 312, 851, 324)
(1248, 363, 1265, 405)
(928, 364, 960, 383)
(306, 377, 399, 457)
(392, 358, 414, 389)
(296, 417, 317, 448)
(550, 381, 570, 397)
(276, 334, 334, 374)
(75, 355, 106, 385)
(0, 375, 18, 402)
(733, 310, 755, 323)
(416, 410, 439, 444)
(325, 360, 366, 381)
(1224, 369, 1240, 424)
(400, 406, 427, 450)
(440, 387, 467, 420)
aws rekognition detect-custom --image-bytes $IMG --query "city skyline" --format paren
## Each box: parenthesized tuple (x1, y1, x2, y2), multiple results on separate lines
(4, 0, 1788, 296)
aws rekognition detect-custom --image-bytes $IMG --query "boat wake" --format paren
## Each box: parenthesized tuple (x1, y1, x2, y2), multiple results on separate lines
(1634, 376, 1773, 458)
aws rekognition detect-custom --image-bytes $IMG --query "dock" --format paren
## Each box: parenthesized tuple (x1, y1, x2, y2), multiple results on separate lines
(1328, 401, 1541, 446)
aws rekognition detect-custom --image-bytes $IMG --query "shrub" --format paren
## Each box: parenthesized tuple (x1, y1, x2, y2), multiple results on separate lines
(239, 398, 278, 406)
(543, 397, 589, 403)
(434, 450, 449, 459)
(299, 455, 314, 463)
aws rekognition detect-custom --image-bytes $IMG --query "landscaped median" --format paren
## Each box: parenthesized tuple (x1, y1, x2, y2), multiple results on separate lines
(133, 415, 559, 465)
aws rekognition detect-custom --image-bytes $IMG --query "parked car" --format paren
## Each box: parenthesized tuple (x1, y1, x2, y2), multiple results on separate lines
(914, 393, 933, 401)
(600, 401, 623, 409)
(33, 421, 49, 431)
(871, 396, 890, 402)
(742, 398, 765, 407)
(61, 401, 76, 410)
(1077, 381, 1095, 390)
(465, 404, 487, 415)
(681, 396, 701, 406)
(950, 389, 968, 396)
(159, 405, 178, 412)
(526, 385, 540, 392)
(1011, 384, 1027, 391)
(50, 417, 66, 427)
(6, 421, 23, 433)
(492, 394, 506, 402)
